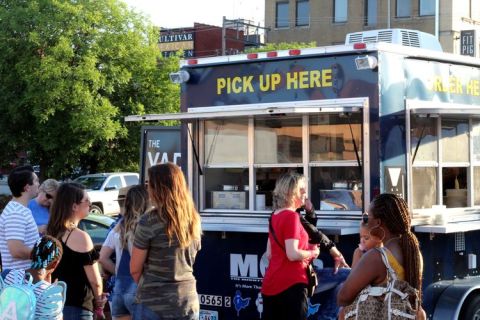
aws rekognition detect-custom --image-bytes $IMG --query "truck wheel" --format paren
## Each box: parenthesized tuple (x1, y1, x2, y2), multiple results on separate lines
(89, 204, 103, 215)
(462, 294, 480, 320)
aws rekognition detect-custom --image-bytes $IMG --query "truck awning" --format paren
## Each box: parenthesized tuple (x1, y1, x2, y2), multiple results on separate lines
(125, 97, 367, 122)
(407, 100, 480, 116)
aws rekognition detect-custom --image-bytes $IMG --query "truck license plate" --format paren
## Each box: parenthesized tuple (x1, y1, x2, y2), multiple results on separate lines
(200, 309, 219, 320)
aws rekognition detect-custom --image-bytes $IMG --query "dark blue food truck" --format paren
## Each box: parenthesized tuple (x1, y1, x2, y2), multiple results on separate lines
(127, 29, 480, 319)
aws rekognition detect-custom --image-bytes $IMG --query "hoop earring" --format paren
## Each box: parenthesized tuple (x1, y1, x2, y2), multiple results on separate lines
(368, 226, 386, 242)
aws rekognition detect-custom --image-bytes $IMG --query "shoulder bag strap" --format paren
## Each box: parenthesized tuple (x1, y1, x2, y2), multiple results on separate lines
(376, 247, 398, 281)
(268, 214, 285, 252)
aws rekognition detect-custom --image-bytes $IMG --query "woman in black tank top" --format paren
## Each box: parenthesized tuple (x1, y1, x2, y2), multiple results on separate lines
(47, 183, 106, 320)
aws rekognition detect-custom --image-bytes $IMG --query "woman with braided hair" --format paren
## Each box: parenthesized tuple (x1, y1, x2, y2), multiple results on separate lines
(2, 235, 65, 319)
(337, 193, 426, 319)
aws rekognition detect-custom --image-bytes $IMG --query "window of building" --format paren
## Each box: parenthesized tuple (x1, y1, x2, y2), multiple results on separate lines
(296, 0, 310, 26)
(364, 0, 378, 26)
(396, 0, 411, 18)
(419, 0, 435, 16)
(333, 0, 348, 23)
(470, 0, 479, 20)
(276, 2, 289, 28)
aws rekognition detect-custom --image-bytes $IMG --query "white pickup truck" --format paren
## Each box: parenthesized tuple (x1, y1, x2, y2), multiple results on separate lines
(74, 172, 139, 216)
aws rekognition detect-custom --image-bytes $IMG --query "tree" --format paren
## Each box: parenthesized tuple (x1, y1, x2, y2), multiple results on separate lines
(246, 41, 317, 53)
(0, 0, 180, 178)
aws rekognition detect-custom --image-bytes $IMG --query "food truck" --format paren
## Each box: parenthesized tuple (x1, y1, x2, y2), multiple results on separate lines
(127, 29, 480, 319)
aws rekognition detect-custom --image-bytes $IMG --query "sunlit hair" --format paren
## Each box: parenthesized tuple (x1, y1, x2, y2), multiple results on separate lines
(272, 172, 306, 210)
(115, 184, 149, 249)
(39, 179, 60, 194)
(370, 193, 424, 297)
(148, 163, 201, 248)
(47, 182, 86, 239)
(30, 235, 63, 271)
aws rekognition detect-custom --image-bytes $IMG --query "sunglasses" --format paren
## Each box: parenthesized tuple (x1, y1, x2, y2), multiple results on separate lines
(45, 193, 53, 200)
(362, 214, 369, 224)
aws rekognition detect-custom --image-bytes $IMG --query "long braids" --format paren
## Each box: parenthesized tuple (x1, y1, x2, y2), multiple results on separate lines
(371, 193, 423, 297)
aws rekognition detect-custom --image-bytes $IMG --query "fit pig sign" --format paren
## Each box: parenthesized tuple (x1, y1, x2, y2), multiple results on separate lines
(460, 30, 476, 57)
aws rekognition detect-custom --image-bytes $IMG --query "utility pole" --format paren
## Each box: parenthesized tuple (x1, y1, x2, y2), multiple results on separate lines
(222, 16, 226, 56)
(435, 0, 439, 39)
(387, 0, 391, 29)
(221, 17, 268, 56)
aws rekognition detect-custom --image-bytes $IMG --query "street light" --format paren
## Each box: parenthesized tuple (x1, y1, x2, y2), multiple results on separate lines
(169, 70, 190, 84)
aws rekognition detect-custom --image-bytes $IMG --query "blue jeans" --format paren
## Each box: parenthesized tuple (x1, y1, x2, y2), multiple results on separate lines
(133, 303, 199, 320)
(111, 275, 137, 316)
(62, 306, 93, 320)
(309, 267, 350, 320)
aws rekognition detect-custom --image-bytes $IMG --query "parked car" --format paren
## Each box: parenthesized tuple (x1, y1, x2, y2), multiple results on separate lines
(80, 213, 115, 320)
(79, 213, 116, 249)
(74, 172, 139, 216)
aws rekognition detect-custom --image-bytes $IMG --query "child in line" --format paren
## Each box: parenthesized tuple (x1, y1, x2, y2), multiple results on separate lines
(1, 235, 65, 319)
(351, 221, 383, 268)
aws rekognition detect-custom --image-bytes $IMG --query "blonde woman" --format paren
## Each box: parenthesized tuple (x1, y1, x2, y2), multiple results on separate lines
(99, 185, 149, 320)
(130, 163, 202, 320)
(28, 178, 60, 234)
(261, 172, 319, 320)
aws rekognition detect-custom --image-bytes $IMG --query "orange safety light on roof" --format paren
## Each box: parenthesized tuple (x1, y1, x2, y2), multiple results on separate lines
(247, 53, 258, 59)
(187, 59, 198, 65)
(289, 49, 301, 56)
(353, 43, 367, 50)
(267, 51, 278, 58)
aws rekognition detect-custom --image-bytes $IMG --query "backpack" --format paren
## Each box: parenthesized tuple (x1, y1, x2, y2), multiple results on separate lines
(343, 247, 420, 320)
(0, 269, 67, 320)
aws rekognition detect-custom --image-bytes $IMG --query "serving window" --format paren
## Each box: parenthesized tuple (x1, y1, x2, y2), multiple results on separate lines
(410, 114, 477, 209)
(200, 111, 364, 213)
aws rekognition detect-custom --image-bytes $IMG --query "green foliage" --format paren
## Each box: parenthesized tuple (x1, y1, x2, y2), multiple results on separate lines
(0, 0, 180, 178)
(246, 41, 317, 53)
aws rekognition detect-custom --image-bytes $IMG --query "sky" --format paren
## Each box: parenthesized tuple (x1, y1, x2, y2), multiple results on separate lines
(122, 0, 265, 29)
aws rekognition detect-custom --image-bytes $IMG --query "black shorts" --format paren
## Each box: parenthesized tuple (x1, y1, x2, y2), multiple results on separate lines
(262, 283, 308, 320)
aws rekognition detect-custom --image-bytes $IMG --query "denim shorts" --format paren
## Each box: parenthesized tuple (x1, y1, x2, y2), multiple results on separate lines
(111, 292, 136, 316)
(111, 276, 137, 316)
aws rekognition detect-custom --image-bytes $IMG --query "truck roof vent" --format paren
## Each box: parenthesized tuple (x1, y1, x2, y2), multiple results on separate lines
(400, 30, 421, 47)
(348, 33, 363, 43)
(345, 28, 442, 52)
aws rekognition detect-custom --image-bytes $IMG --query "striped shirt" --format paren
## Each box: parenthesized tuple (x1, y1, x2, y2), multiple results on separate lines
(4, 269, 63, 320)
(0, 201, 40, 269)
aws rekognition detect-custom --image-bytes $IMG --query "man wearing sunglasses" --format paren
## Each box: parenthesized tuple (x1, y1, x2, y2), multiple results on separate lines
(28, 178, 59, 234)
